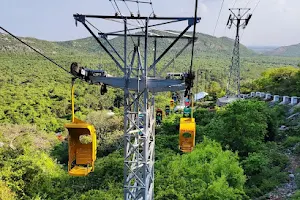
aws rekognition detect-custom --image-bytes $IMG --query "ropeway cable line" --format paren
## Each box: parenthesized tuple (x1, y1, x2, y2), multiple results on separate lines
(0, 26, 72, 76)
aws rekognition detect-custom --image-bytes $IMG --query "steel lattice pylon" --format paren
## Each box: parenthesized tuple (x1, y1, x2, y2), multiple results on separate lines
(73, 14, 200, 200)
(123, 21, 155, 199)
(227, 31, 240, 97)
(226, 8, 252, 97)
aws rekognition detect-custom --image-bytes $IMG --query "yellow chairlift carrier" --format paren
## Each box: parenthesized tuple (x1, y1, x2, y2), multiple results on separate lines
(170, 100, 175, 111)
(179, 118, 196, 153)
(64, 79, 97, 176)
(179, 96, 196, 153)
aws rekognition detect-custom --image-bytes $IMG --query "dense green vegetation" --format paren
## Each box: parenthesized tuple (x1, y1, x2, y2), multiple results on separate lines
(247, 66, 300, 96)
(198, 101, 289, 197)
(1, 50, 295, 133)
(0, 33, 300, 199)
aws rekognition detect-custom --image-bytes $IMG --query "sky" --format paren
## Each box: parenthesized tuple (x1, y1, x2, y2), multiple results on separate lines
(1, 0, 300, 46)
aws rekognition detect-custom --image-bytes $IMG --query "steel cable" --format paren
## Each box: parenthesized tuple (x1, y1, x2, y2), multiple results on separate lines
(112, 0, 137, 45)
(213, 0, 225, 36)
(0, 26, 72, 75)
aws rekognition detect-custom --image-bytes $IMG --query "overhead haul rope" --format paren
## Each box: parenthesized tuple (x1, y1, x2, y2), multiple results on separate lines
(245, 0, 251, 7)
(110, 0, 119, 15)
(233, 0, 238, 7)
(189, 0, 199, 119)
(123, 0, 145, 32)
(0, 26, 72, 75)
(110, 0, 136, 46)
(190, 0, 198, 76)
(213, 0, 225, 36)
(71, 78, 76, 122)
(252, 0, 261, 13)
(240, 0, 261, 41)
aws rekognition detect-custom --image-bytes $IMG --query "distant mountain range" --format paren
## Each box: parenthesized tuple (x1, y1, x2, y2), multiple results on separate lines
(1, 31, 299, 57)
(55, 31, 256, 56)
(247, 46, 279, 53)
(0, 31, 255, 57)
(264, 43, 300, 57)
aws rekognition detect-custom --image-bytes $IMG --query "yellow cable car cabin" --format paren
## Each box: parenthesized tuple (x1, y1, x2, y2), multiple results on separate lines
(64, 79, 97, 176)
(156, 108, 163, 125)
(179, 118, 196, 153)
(170, 99, 175, 111)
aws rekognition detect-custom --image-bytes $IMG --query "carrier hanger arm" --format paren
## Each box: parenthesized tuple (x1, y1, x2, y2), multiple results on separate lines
(70, 62, 192, 93)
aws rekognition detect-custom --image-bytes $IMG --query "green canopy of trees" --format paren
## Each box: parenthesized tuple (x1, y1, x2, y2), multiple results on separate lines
(155, 138, 247, 200)
(247, 66, 300, 96)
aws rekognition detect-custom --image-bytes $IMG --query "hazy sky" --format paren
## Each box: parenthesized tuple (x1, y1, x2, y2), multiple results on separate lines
(1, 0, 299, 46)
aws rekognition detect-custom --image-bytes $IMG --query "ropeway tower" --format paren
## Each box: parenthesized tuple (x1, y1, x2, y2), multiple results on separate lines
(226, 8, 252, 97)
(72, 13, 200, 200)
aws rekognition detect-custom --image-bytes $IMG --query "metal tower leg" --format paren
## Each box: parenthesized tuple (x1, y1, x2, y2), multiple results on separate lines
(124, 18, 154, 200)
(227, 32, 240, 97)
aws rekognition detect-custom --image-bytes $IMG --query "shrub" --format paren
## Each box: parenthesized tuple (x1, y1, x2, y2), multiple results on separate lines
(155, 138, 248, 200)
(242, 143, 288, 198)
(86, 111, 123, 156)
(291, 190, 300, 200)
(0, 180, 16, 200)
(283, 136, 300, 148)
(205, 100, 269, 156)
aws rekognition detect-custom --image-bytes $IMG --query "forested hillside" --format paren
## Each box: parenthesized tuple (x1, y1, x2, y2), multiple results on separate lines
(0, 31, 255, 56)
(248, 66, 300, 96)
(0, 33, 80, 55)
(56, 31, 255, 56)
(0, 32, 300, 199)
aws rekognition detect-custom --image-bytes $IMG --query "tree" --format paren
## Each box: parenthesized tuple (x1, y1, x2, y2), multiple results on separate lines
(253, 66, 300, 96)
(155, 138, 248, 200)
(205, 100, 269, 156)
(86, 111, 123, 156)
(241, 143, 288, 197)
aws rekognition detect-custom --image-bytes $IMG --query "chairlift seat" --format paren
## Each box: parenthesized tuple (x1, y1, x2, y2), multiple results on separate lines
(69, 165, 93, 176)
(65, 117, 97, 176)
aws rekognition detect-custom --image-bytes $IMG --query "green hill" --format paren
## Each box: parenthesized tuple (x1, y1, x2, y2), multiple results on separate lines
(56, 31, 256, 57)
(0, 33, 79, 55)
(0, 31, 256, 57)
(264, 43, 300, 57)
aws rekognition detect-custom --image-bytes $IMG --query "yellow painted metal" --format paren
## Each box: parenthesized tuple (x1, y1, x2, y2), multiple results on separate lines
(69, 165, 92, 176)
(179, 118, 196, 153)
(170, 100, 174, 110)
(71, 79, 75, 123)
(65, 80, 97, 176)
